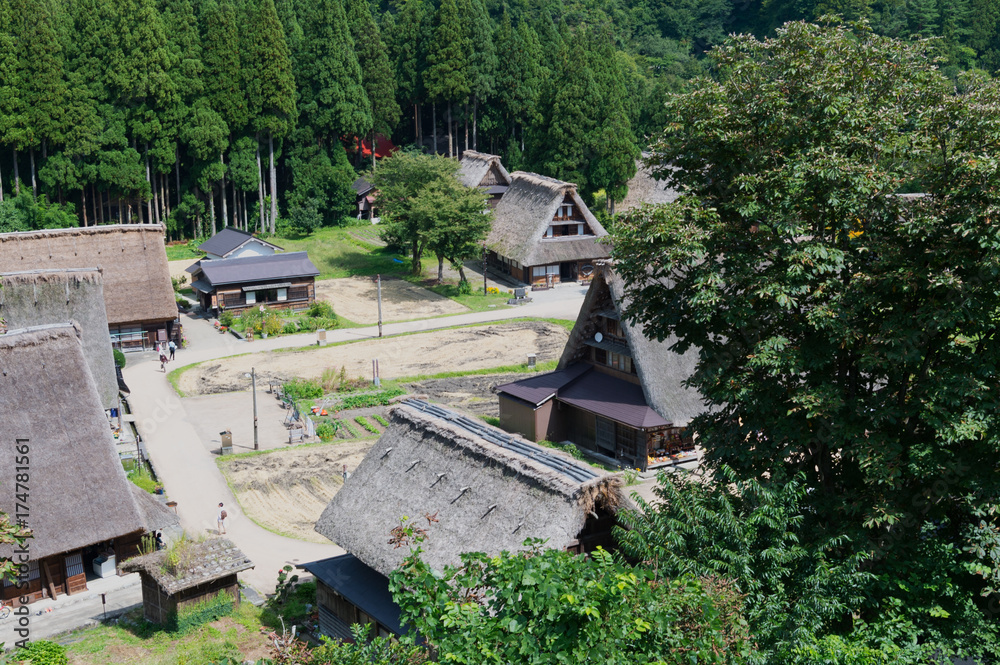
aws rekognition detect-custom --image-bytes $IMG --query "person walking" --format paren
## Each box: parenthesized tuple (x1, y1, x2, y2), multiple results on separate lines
(217, 502, 227, 535)
(158, 345, 168, 372)
(168, 339, 176, 360)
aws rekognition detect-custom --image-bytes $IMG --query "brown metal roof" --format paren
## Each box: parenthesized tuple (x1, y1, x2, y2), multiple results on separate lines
(558, 369, 671, 429)
(495, 363, 590, 406)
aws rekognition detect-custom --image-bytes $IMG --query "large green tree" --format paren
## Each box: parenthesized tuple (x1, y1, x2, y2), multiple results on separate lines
(345, 0, 399, 167)
(613, 20, 1000, 658)
(424, 0, 468, 157)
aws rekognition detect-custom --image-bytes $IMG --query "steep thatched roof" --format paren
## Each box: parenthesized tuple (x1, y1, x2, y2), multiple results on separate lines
(119, 539, 253, 594)
(130, 485, 181, 533)
(0, 324, 146, 559)
(486, 172, 610, 266)
(0, 269, 118, 408)
(457, 151, 511, 189)
(0, 225, 176, 326)
(618, 161, 680, 212)
(558, 266, 705, 427)
(315, 401, 625, 577)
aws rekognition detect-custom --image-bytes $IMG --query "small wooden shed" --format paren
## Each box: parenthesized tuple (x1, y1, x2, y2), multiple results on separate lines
(120, 539, 254, 625)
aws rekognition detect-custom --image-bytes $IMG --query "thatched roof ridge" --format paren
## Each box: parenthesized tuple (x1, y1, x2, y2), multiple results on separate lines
(119, 539, 253, 594)
(486, 172, 610, 266)
(559, 266, 705, 427)
(618, 160, 680, 212)
(0, 268, 118, 408)
(457, 151, 511, 189)
(315, 402, 624, 577)
(0, 224, 176, 325)
(0, 324, 146, 560)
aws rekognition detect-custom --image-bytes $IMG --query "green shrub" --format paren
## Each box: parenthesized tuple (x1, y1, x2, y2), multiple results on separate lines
(171, 591, 234, 634)
(283, 378, 324, 401)
(113, 348, 126, 368)
(14, 640, 68, 664)
(219, 310, 234, 328)
(355, 416, 380, 434)
(282, 321, 298, 334)
(457, 278, 473, 295)
(373, 414, 389, 427)
(298, 316, 338, 332)
(316, 421, 336, 441)
(306, 301, 336, 319)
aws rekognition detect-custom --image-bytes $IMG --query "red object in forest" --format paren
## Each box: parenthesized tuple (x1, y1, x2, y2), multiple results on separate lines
(359, 134, 397, 159)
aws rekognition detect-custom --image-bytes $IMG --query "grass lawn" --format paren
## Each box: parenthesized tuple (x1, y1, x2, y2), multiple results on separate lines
(60, 602, 271, 665)
(273, 226, 412, 280)
(165, 242, 205, 261)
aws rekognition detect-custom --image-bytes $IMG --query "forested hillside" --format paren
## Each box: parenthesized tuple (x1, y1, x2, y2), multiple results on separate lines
(1, 0, 997, 238)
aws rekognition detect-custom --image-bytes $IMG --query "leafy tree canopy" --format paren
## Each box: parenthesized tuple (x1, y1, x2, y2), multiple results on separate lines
(613, 19, 1000, 659)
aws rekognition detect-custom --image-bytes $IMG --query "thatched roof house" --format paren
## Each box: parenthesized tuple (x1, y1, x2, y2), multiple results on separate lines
(497, 265, 704, 471)
(485, 172, 609, 288)
(617, 160, 680, 213)
(0, 225, 178, 350)
(0, 268, 118, 409)
(120, 539, 253, 624)
(0, 323, 150, 604)
(306, 400, 624, 639)
(457, 151, 511, 207)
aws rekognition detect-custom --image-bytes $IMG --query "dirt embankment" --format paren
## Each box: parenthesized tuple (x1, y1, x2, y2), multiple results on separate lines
(220, 440, 373, 543)
(404, 372, 538, 417)
(180, 320, 568, 396)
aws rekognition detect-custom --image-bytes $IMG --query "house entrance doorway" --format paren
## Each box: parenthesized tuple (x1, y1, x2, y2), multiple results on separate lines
(559, 262, 577, 282)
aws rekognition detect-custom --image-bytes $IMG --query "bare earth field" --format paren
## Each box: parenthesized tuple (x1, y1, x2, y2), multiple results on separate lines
(168, 258, 197, 283)
(179, 320, 568, 396)
(315, 276, 468, 324)
(219, 439, 373, 543)
(404, 372, 536, 417)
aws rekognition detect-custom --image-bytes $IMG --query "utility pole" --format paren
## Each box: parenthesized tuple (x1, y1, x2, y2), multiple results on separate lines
(251, 367, 259, 450)
(377, 274, 383, 338)
(482, 244, 488, 295)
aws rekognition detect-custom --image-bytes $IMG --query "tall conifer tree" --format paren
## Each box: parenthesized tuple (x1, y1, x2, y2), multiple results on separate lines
(346, 0, 399, 167)
(425, 0, 469, 157)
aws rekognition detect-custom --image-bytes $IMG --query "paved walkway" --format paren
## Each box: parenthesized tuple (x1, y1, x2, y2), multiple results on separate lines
(124, 284, 588, 596)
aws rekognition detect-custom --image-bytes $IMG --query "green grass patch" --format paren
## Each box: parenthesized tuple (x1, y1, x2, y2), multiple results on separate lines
(127, 464, 159, 494)
(413, 279, 513, 313)
(480, 415, 501, 427)
(165, 242, 205, 261)
(390, 359, 558, 385)
(373, 414, 389, 427)
(60, 601, 265, 665)
(269, 227, 414, 280)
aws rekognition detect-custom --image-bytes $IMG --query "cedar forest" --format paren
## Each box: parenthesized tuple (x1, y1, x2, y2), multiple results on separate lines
(1, 0, 999, 237)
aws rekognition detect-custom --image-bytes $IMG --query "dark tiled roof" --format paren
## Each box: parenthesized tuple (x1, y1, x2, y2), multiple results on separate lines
(559, 368, 671, 429)
(198, 227, 283, 258)
(352, 177, 374, 195)
(485, 185, 509, 195)
(302, 554, 403, 635)
(495, 363, 590, 406)
(194, 252, 319, 288)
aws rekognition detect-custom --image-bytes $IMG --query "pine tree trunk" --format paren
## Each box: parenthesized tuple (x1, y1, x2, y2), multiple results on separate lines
(153, 172, 161, 226)
(29, 148, 36, 197)
(464, 102, 469, 155)
(12, 149, 19, 195)
(195, 186, 203, 237)
(371, 132, 376, 170)
(209, 186, 216, 235)
(473, 96, 478, 151)
(231, 177, 237, 228)
(81, 184, 88, 226)
(220, 152, 229, 228)
(145, 145, 153, 224)
(175, 144, 181, 211)
(256, 136, 265, 233)
(447, 102, 453, 159)
(432, 104, 437, 155)
(126, 199, 132, 223)
(269, 133, 278, 234)
(97, 186, 103, 224)
(118, 196, 122, 223)
(242, 190, 248, 230)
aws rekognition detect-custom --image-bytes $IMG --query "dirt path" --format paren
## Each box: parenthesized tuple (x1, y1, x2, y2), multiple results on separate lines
(178, 320, 569, 396)
(220, 440, 374, 543)
(315, 276, 468, 324)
